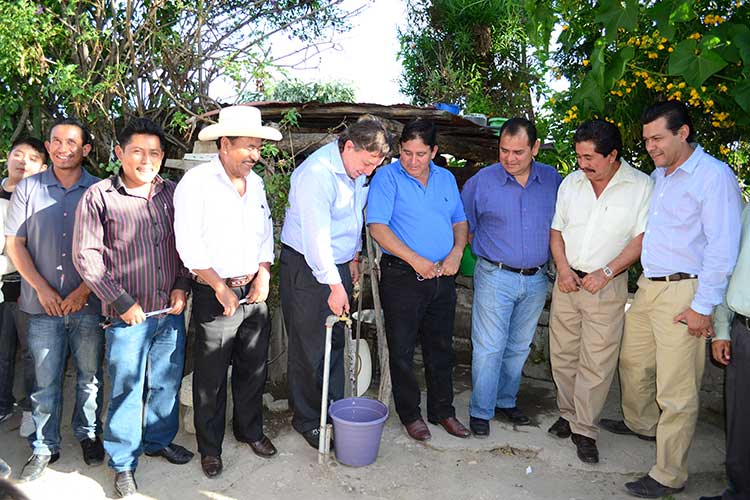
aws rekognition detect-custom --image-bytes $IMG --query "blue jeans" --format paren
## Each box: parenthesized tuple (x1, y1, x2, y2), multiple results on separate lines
(27, 311, 104, 455)
(469, 258, 548, 420)
(104, 314, 186, 472)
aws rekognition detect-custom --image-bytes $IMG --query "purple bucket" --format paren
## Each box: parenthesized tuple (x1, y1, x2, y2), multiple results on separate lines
(330, 397, 389, 467)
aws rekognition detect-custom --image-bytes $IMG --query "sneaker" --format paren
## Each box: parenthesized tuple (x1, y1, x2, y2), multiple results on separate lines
(19, 411, 35, 437)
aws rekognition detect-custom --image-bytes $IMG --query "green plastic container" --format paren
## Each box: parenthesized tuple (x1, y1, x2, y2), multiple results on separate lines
(459, 244, 477, 277)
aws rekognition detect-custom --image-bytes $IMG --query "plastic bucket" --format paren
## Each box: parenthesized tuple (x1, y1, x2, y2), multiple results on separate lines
(330, 397, 389, 467)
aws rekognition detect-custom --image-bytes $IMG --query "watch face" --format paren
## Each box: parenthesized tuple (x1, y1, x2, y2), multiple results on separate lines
(603, 267, 614, 277)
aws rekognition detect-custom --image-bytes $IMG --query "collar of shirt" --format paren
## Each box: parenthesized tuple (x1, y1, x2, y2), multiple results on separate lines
(40, 166, 96, 189)
(498, 161, 542, 186)
(396, 161, 437, 185)
(313, 139, 347, 177)
(656, 144, 703, 177)
(108, 172, 165, 197)
(571, 158, 638, 190)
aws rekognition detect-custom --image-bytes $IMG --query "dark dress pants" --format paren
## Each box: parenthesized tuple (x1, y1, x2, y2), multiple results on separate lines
(379, 255, 457, 425)
(724, 316, 750, 499)
(280, 246, 352, 434)
(0, 303, 32, 413)
(191, 282, 270, 457)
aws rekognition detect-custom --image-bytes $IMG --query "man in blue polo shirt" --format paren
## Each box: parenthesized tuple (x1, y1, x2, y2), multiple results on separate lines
(368, 118, 470, 442)
(461, 117, 561, 437)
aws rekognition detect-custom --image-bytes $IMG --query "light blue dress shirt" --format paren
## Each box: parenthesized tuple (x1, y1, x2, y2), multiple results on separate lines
(281, 140, 367, 285)
(641, 145, 742, 315)
(713, 204, 750, 340)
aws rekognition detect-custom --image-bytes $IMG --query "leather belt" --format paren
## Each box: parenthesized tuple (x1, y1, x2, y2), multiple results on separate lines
(736, 314, 750, 331)
(647, 272, 697, 282)
(485, 258, 542, 276)
(193, 273, 255, 288)
(571, 268, 588, 279)
(381, 253, 412, 269)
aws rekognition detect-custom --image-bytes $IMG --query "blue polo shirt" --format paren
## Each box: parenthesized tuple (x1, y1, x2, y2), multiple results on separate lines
(366, 160, 466, 262)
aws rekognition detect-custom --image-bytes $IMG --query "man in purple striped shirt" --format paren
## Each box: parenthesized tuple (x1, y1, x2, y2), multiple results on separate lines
(73, 118, 193, 498)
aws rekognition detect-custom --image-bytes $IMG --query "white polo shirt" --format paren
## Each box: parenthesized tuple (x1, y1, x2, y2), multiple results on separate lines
(551, 159, 653, 273)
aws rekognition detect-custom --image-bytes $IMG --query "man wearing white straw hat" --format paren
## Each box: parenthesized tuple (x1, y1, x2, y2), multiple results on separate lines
(174, 105, 281, 478)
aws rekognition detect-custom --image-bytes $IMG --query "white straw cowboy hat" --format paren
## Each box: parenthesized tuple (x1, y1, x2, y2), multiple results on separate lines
(198, 105, 282, 141)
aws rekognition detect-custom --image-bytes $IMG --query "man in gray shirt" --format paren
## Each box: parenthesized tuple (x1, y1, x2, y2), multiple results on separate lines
(5, 118, 104, 482)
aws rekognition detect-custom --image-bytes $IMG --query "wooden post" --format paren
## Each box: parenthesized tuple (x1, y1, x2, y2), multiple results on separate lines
(365, 226, 392, 405)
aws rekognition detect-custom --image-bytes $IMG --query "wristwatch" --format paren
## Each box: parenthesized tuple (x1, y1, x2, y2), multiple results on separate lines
(602, 266, 614, 279)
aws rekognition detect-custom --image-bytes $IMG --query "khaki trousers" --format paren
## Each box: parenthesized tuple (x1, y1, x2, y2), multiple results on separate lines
(619, 274, 704, 488)
(550, 272, 628, 439)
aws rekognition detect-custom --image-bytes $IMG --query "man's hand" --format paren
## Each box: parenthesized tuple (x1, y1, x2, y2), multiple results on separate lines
(581, 269, 610, 294)
(247, 272, 270, 304)
(411, 256, 440, 280)
(440, 249, 462, 276)
(215, 284, 239, 317)
(674, 307, 714, 338)
(557, 268, 582, 293)
(712, 340, 731, 366)
(61, 287, 90, 315)
(168, 289, 187, 315)
(328, 283, 350, 316)
(37, 284, 64, 317)
(120, 303, 146, 326)
(349, 254, 361, 285)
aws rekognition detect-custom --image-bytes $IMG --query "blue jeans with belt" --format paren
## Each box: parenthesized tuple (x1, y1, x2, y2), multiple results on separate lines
(104, 313, 186, 472)
(27, 311, 104, 455)
(469, 258, 548, 420)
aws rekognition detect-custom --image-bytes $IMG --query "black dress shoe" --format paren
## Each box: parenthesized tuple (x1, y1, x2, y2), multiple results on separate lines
(548, 417, 571, 438)
(496, 407, 531, 425)
(624, 474, 684, 498)
(698, 496, 722, 500)
(247, 435, 277, 458)
(114, 470, 138, 498)
(81, 436, 105, 466)
(201, 455, 223, 478)
(145, 443, 194, 465)
(18, 453, 59, 482)
(469, 417, 489, 438)
(301, 428, 334, 450)
(599, 419, 656, 441)
(571, 433, 599, 464)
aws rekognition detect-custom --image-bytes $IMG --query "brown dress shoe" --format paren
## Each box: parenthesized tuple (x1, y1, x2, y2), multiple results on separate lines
(428, 416, 470, 438)
(404, 418, 432, 441)
(248, 435, 277, 458)
(201, 455, 223, 478)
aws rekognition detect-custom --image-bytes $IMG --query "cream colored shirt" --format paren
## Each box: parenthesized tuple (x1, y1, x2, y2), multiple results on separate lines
(551, 159, 653, 273)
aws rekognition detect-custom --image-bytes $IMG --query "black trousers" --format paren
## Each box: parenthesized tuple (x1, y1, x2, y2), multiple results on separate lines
(379, 255, 457, 425)
(191, 282, 270, 457)
(0, 303, 32, 413)
(280, 246, 352, 434)
(724, 316, 750, 499)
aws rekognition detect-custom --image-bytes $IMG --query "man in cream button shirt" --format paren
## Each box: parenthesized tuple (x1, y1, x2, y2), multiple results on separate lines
(548, 120, 653, 464)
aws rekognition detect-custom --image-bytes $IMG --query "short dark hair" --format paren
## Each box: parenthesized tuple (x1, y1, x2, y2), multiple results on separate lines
(499, 117, 538, 147)
(641, 100, 695, 142)
(400, 118, 437, 148)
(50, 117, 92, 146)
(10, 137, 48, 164)
(0, 478, 29, 500)
(118, 117, 165, 150)
(574, 119, 623, 161)
(339, 115, 391, 156)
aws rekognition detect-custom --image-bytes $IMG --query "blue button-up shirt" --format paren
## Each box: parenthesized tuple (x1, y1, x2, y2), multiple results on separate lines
(366, 161, 466, 262)
(281, 140, 367, 285)
(642, 145, 742, 315)
(4, 167, 101, 315)
(461, 161, 561, 269)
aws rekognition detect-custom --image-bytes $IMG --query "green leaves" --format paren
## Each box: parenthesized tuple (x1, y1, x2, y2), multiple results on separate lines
(668, 39, 728, 88)
(594, 0, 639, 41)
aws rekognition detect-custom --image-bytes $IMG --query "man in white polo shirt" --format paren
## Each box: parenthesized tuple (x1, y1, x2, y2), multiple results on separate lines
(548, 119, 652, 464)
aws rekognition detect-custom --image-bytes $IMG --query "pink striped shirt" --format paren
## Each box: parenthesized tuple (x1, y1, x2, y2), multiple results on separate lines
(73, 174, 190, 318)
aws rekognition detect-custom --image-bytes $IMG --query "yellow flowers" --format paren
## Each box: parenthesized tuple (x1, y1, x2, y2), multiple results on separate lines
(718, 83, 728, 93)
(688, 33, 702, 40)
(719, 145, 731, 156)
(562, 106, 578, 124)
(711, 111, 734, 129)
(582, 59, 590, 67)
(610, 89, 624, 96)
(704, 14, 726, 25)
(648, 52, 659, 59)
(561, 24, 569, 31)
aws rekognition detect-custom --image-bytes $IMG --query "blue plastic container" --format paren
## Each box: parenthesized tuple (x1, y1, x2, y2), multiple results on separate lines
(434, 102, 460, 115)
(330, 397, 389, 467)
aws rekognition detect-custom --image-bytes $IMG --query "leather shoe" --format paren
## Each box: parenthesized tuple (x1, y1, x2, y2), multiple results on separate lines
(300, 428, 334, 450)
(200, 455, 223, 478)
(496, 406, 531, 425)
(548, 417, 571, 438)
(247, 435, 277, 458)
(698, 496, 722, 500)
(624, 474, 684, 498)
(469, 417, 489, 438)
(18, 453, 59, 482)
(81, 436, 105, 466)
(145, 443, 194, 465)
(428, 416, 470, 438)
(599, 419, 656, 441)
(571, 433, 599, 464)
(114, 470, 137, 498)
(404, 418, 431, 441)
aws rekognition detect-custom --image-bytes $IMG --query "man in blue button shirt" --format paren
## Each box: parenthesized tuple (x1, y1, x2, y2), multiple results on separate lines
(461, 118, 561, 437)
(368, 118, 470, 441)
(5, 118, 104, 482)
(599, 101, 743, 499)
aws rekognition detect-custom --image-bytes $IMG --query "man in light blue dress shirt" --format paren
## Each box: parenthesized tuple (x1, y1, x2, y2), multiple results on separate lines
(599, 101, 743, 498)
(280, 117, 390, 450)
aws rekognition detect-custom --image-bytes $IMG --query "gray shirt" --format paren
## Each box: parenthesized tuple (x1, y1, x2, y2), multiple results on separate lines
(5, 167, 101, 315)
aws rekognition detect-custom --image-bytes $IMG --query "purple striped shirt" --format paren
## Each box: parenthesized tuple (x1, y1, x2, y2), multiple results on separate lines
(73, 174, 190, 318)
